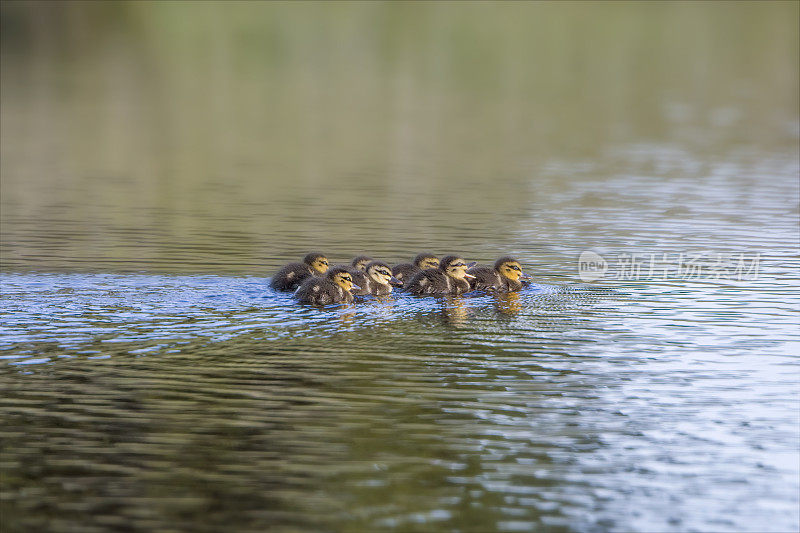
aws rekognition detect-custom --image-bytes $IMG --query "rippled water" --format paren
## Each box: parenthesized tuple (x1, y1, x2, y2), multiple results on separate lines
(2, 3, 799, 532)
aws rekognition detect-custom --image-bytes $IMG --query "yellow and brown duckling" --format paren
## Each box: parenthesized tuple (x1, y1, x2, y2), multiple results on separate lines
(392, 253, 440, 285)
(351, 260, 402, 296)
(269, 252, 329, 292)
(467, 256, 531, 293)
(404, 255, 475, 296)
(294, 266, 359, 305)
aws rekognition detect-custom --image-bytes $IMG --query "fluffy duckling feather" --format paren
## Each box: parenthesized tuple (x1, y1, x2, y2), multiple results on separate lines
(294, 266, 358, 305)
(351, 255, 374, 271)
(351, 260, 402, 296)
(404, 255, 474, 296)
(348, 256, 374, 291)
(467, 256, 530, 293)
(392, 253, 440, 285)
(269, 252, 329, 292)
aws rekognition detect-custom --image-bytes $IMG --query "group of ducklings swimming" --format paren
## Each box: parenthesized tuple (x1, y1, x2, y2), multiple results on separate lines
(269, 252, 532, 305)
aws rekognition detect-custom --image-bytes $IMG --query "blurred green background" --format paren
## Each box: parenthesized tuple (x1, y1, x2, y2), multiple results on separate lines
(1, 1, 798, 272)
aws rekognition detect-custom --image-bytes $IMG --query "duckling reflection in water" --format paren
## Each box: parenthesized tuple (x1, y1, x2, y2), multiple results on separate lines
(493, 291, 522, 316)
(441, 296, 469, 326)
(294, 266, 359, 305)
(270, 252, 329, 292)
(351, 261, 403, 296)
(392, 253, 440, 285)
(404, 255, 475, 296)
(467, 256, 531, 293)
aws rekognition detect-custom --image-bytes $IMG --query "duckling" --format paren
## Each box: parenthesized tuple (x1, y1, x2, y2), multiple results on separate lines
(467, 256, 531, 293)
(392, 253, 440, 284)
(269, 252, 329, 292)
(404, 255, 475, 296)
(348, 255, 374, 290)
(294, 266, 359, 305)
(351, 260, 402, 296)
(351, 255, 374, 271)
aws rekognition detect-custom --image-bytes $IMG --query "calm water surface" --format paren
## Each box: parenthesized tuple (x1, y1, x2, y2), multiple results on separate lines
(1, 3, 799, 532)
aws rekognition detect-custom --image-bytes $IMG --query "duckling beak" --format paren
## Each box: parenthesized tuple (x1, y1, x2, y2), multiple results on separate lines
(519, 272, 532, 281)
(389, 276, 403, 286)
(350, 283, 361, 291)
(463, 273, 476, 279)
(467, 262, 477, 269)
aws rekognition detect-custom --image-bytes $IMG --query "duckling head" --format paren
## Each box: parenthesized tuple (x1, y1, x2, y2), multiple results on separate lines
(414, 253, 440, 270)
(366, 261, 403, 287)
(351, 255, 374, 271)
(304, 252, 329, 274)
(495, 256, 531, 281)
(328, 266, 360, 292)
(440, 255, 475, 280)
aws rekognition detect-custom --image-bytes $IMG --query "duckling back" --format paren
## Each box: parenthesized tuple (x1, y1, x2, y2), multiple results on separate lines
(393, 253, 439, 286)
(294, 276, 354, 305)
(270, 262, 313, 292)
(392, 262, 420, 285)
(404, 269, 452, 296)
(466, 264, 503, 292)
